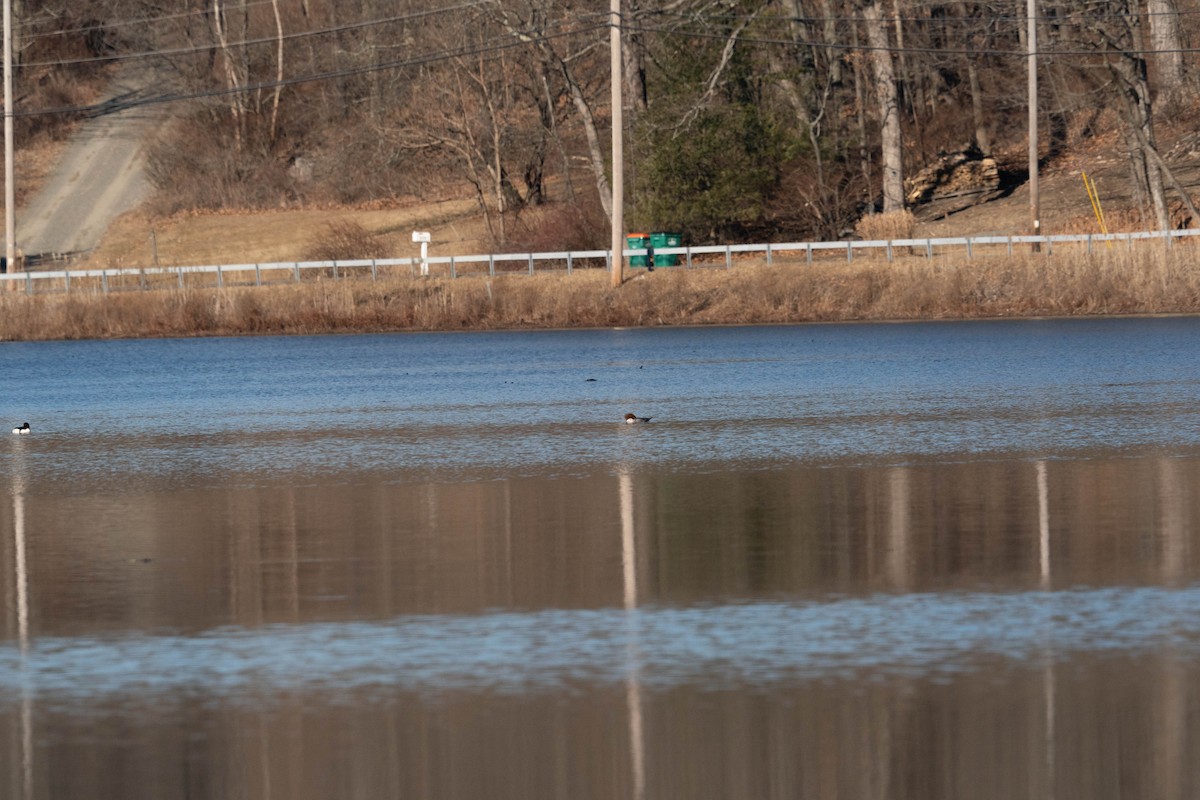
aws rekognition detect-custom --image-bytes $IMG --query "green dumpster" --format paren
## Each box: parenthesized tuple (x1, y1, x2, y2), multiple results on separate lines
(627, 233, 651, 267)
(650, 232, 683, 267)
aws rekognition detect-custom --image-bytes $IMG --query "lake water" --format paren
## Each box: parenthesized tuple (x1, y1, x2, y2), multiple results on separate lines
(2, 319, 1200, 799)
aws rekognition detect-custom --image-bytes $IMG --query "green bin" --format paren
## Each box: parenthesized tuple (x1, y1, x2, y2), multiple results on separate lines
(626, 233, 651, 267)
(650, 232, 683, 267)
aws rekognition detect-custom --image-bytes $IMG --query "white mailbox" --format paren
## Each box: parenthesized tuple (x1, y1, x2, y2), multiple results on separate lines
(412, 231, 431, 275)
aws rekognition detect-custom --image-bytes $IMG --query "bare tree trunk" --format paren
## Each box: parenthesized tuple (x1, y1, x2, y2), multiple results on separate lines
(623, 0, 648, 115)
(770, 48, 825, 189)
(967, 62, 991, 156)
(269, 0, 284, 144)
(1126, 114, 1200, 226)
(523, 69, 553, 207)
(1120, 102, 1168, 230)
(242, 2, 254, 114)
(455, 55, 523, 243)
(11, 0, 20, 64)
(487, 82, 507, 243)
(890, 0, 923, 156)
(818, 0, 842, 86)
(1143, 140, 1169, 230)
(563, 67, 613, 222)
(864, 1, 904, 212)
(777, 0, 832, 188)
(539, 66, 577, 206)
(212, 0, 244, 150)
(1109, 14, 1169, 229)
(1125, 137, 1149, 228)
(1147, 0, 1185, 94)
(443, 77, 500, 242)
(851, 19, 873, 210)
(959, 1, 991, 156)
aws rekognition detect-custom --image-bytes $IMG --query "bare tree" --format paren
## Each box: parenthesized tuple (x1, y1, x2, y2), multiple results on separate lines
(1067, 0, 1179, 230)
(211, 0, 246, 149)
(269, 0, 284, 143)
(863, 0, 903, 211)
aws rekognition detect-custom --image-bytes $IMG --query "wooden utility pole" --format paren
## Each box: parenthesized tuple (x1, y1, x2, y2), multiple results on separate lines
(609, 0, 624, 287)
(1027, 0, 1040, 244)
(4, 0, 15, 274)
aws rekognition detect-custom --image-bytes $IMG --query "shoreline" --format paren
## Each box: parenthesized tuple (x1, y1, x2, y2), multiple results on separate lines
(3, 250, 1200, 342)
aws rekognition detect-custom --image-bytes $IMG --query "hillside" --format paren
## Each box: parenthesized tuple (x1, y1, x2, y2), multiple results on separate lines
(79, 132, 1200, 271)
(9, 0, 1200, 270)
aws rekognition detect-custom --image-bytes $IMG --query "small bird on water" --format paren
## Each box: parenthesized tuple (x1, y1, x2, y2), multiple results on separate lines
(11, 422, 30, 435)
(624, 413, 652, 424)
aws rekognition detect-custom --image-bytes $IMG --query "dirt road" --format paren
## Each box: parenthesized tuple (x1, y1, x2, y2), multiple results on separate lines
(10, 67, 166, 261)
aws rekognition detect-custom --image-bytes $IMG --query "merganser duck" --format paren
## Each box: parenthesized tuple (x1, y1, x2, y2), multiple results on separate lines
(624, 413, 652, 424)
(11, 422, 29, 434)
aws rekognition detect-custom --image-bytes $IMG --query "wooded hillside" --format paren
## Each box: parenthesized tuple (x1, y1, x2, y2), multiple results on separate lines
(12, 0, 1200, 248)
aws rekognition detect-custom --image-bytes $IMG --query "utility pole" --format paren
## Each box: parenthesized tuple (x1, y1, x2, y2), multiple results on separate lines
(609, 0, 624, 288)
(3, 0, 14, 275)
(1027, 0, 1040, 246)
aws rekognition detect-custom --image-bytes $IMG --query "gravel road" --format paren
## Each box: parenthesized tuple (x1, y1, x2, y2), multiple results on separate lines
(9, 67, 166, 261)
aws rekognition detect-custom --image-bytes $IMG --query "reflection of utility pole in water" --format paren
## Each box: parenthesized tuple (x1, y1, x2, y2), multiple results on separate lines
(503, 480, 514, 607)
(1157, 459, 1188, 586)
(1037, 461, 1050, 591)
(1156, 458, 1186, 800)
(284, 487, 300, 622)
(886, 468, 911, 591)
(11, 440, 32, 800)
(618, 469, 645, 800)
(1036, 460, 1055, 800)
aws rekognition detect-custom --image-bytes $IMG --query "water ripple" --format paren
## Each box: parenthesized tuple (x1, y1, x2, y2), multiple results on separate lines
(0, 587, 1197, 707)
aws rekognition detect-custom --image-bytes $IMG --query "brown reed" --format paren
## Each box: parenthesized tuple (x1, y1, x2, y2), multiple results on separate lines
(853, 209, 917, 241)
(1, 246, 1198, 341)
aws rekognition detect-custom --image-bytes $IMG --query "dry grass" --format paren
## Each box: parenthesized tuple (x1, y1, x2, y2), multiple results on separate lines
(87, 198, 489, 268)
(302, 220, 391, 262)
(854, 209, 917, 241)
(0, 138, 74, 216)
(3, 246, 1200, 341)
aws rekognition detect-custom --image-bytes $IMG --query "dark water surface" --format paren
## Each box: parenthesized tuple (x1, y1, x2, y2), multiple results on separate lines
(3, 319, 1200, 799)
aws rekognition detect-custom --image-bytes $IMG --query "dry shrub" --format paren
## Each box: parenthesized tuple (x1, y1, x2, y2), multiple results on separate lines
(302, 220, 390, 262)
(502, 197, 609, 253)
(306, 126, 430, 205)
(854, 209, 916, 241)
(145, 112, 297, 214)
(770, 160, 868, 241)
(18, 74, 98, 142)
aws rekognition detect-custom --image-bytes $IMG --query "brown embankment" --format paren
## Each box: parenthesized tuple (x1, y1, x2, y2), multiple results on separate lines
(2, 248, 1199, 341)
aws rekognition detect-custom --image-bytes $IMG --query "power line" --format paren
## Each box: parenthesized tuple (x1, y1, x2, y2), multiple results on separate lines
(26, 0, 1130, 42)
(636, 20, 1200, 59)
(10, 4, 1187, 119)
(18, 1, 503, 70)
(646, 6, 1200, 25)
(15, 0, 279, 39)
(14, 21, 611, 119)
(15, 1, 1183, 74)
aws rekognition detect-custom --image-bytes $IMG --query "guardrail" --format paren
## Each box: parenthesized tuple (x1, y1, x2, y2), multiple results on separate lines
(1, 227, 1197, 294)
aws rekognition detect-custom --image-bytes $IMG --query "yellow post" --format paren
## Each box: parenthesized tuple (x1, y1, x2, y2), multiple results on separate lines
(1083, 171, 1109, 236)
